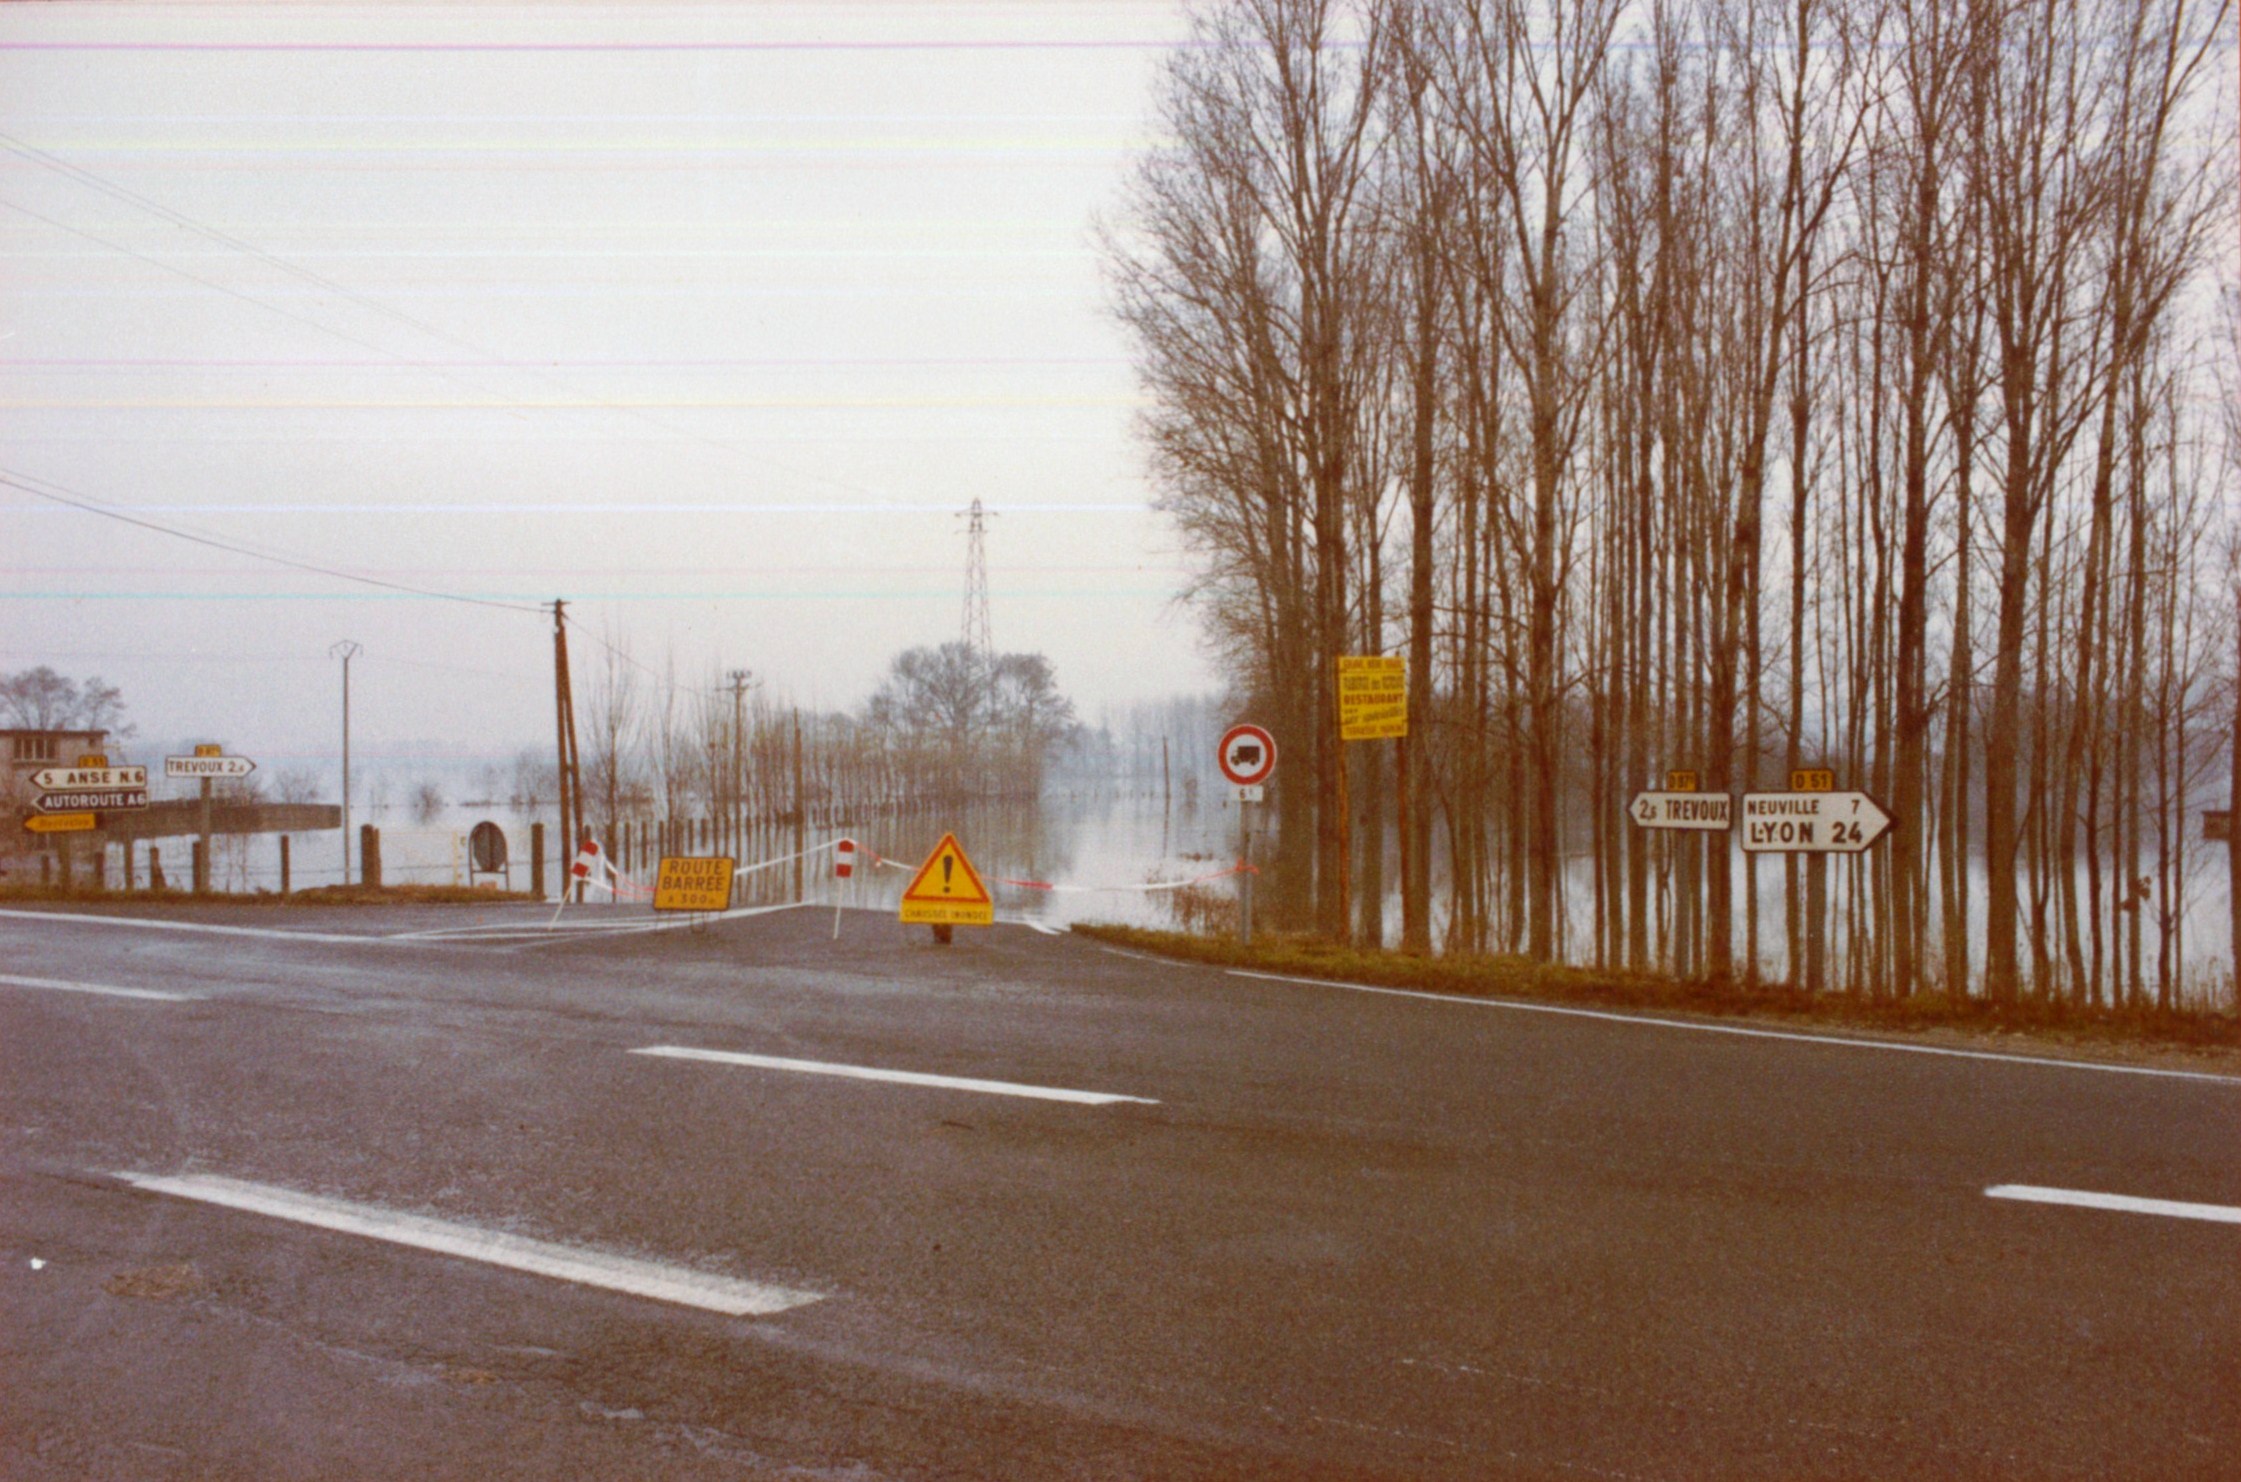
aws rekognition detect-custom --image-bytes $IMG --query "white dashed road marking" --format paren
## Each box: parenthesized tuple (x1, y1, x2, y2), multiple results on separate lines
(633, 1046, 1158, 1105)
(1985, 1185, 2241, 1225)
(0, 973, 194, 1002)
(119, 1173, 825, 1315)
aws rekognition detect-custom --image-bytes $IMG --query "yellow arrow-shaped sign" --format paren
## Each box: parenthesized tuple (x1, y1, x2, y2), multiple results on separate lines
(23, 813, 97, 834)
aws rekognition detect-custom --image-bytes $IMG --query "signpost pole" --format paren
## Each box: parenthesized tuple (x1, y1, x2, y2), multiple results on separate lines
(330, 640, 360, 882)
(1239, 797, 1254, 947)
(192, 775, 211, 893)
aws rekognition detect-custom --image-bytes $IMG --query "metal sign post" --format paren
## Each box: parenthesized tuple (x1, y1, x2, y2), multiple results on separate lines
(1218, 724, 1277, 945)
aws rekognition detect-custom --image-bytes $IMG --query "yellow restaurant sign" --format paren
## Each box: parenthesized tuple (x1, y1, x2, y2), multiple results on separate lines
(1337, 655, 1408, 740)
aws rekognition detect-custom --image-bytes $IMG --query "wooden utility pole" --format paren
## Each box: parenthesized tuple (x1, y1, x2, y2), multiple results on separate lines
(726, 669, 751, 856)
(552, 601, 584, 901)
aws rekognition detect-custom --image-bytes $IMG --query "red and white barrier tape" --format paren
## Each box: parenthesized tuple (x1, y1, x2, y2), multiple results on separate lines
(566, 836, 1251, 921)
(864, 847, 1252, 894)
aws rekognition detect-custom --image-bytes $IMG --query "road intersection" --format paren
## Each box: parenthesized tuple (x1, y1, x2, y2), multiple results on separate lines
(3, 902, 2235, 1477)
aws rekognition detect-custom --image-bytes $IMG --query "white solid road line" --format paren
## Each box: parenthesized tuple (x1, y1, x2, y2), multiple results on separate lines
(118, 1172, 824, 1316)
(1227, 969, 2241, 1086)
(457, 902, 812, 945)
(0, 907, 380, 945)
(0, 973, 194, 1003)
(633, 1045, 1158, 1105)
(1986, 1184, 2241, 1225)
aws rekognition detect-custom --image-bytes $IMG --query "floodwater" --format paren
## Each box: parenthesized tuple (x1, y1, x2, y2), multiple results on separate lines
(105, 788, 1248, 934)
(49, 787, 2238, 1005)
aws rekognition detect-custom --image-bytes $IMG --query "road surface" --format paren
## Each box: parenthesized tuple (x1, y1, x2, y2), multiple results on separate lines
(2, 901, 2235, 1478)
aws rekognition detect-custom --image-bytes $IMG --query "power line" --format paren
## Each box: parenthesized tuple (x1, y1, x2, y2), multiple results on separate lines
(0, 465, 548, 615)
(0, 197, 514, 406)
(0, 132, 912, 507)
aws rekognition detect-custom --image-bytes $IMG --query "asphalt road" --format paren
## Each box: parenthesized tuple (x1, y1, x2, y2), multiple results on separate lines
(2, 900, 2236, 1479)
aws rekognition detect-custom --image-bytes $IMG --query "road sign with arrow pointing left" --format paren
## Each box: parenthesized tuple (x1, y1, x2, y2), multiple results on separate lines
(1629, 792, 1733, 831)
(30, 766, 146, 791)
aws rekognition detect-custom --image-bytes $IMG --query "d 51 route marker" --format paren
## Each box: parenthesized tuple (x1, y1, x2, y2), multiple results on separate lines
(898, 833, 993, 927)
(1740, 792, 1891, 853)
(23, 813, 97, 834)
(653, 856, 736, 913)
(31, 765, 145, 791)
(166, 755, 255, 779)
(32, 789, 147, 814)
(1629, 792, 1733, 831)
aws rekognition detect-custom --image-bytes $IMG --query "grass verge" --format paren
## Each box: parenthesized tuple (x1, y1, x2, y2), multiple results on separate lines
(1070, 923, 2241, 1056)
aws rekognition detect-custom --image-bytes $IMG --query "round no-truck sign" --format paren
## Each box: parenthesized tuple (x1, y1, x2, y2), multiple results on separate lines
(1218, 724, 1277, 788)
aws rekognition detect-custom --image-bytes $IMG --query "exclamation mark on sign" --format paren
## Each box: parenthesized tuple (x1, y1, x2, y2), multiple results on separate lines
(942, 857, 954, 893)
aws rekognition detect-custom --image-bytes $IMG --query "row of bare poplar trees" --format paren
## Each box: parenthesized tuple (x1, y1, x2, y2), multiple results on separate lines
(1107, 0, 2240, 1007)
(563, 637, 1062, 856)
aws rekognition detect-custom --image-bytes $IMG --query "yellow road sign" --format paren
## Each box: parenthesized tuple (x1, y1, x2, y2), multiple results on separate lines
(1790, 769, 1836, 793)
(1338, 655, 1408, 740)
(1666, 770, 1700, 792)
(653, 856, 736, 913)
(194, 743, 224, 757)
(898, 833, 994, 926)
(23, 813, 97, 834)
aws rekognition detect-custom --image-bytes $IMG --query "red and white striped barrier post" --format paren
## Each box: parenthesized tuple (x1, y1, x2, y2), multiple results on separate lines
(832, 837, 856, 939)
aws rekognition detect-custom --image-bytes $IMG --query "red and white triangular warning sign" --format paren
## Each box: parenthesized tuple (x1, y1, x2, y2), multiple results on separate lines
(898, 833, 994, 927)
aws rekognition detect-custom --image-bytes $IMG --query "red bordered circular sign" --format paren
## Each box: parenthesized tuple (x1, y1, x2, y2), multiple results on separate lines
(1217, 724, 1277, 787)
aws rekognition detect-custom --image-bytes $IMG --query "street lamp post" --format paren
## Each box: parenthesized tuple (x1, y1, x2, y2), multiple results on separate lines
(330, 641, 360, 883)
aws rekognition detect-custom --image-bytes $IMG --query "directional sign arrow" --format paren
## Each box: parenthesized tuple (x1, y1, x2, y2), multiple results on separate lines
(23, 813, 97, 834)
(30, 765, 147, 791)
(1738, 791, 1892, 854)
(1628, 792, 1733, 831)
(165, 755, 255, 779)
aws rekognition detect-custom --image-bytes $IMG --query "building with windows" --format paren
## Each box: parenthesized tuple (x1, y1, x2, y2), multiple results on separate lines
(4, 726, 111, 770)
(2, 727, 112, 808)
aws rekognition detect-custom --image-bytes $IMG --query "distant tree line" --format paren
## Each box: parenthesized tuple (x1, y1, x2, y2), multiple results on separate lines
(1106, 0, 2238, 1007)
(0, 666, 130, 736)
(518, 632, 1080, 850)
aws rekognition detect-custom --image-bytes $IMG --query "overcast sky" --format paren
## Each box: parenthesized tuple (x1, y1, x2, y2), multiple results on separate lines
(2, 2, 1214, 769)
